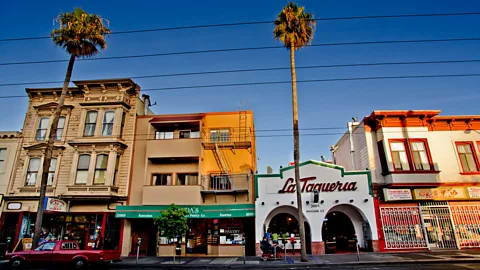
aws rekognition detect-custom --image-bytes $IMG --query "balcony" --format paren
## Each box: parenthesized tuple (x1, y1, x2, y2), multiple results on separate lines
(62, 185, 124, 200)
(146, 138, 201, 159)
(200, 174, 250, 202)
(202, 128, 252, 151)
(142, 185, 202, 205)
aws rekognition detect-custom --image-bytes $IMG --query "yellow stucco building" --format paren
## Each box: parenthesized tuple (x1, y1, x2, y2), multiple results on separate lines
(117, 109, 257, 257)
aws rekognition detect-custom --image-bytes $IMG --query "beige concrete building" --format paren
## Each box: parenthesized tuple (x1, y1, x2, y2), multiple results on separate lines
(0, 132, 22, 219)
(116, 111, 257, 257)
(0, 79, 148, 251)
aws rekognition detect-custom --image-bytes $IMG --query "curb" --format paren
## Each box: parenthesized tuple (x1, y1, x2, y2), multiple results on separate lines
(110, 258, 480, 269)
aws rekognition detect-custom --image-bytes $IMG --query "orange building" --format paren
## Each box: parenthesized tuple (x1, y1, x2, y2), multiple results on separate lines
(116, 109, 257, 257)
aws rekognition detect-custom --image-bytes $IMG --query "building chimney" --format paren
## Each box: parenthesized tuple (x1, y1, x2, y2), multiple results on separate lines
(321, 156, 326, 162)
(266, 166, 273, 174)
(142, 94, 151, 116)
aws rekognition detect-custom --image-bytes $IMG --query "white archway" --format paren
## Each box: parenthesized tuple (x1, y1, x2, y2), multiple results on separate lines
(322, 204, 373, 250)
(262, 205, 312, 254)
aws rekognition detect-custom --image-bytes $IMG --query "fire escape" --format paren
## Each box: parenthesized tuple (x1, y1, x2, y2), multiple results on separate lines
(201, 111, 252, 202)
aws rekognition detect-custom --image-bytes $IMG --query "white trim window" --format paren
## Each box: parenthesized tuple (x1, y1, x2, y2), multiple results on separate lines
(390, 141, 410, 171)
(54, 116, 66, 141)
(0, 148, 6, 171)
(36, 117, 50, 141)
(26, 158, 41, 186)
(75, 154, 90, 184)
(210, 129, 230, 142)
(155, 131, 174, 140)
(84, 111, 98, 137)
(101, 111, 115, 136)
(47, 158, 57, 186)
(94, 154, 108, 184)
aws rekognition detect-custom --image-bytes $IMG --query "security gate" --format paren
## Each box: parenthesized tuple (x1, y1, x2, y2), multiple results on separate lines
(419, 202, 458, 249)
(379, 206, 427, 249)
(450, 205, 480, 248)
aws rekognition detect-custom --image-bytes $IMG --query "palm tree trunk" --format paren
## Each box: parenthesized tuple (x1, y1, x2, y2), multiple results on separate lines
(290, 43, 308, 262)
(32, 54, 75, 248)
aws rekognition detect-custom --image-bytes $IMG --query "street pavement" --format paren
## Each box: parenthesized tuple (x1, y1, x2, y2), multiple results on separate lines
(0, 250, 479, 269)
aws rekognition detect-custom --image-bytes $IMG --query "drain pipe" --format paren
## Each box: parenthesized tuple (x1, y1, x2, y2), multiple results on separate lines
(347, 121, 356, 170)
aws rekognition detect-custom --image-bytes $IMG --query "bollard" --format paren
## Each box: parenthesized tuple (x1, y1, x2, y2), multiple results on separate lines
(356, 244, 360, 261)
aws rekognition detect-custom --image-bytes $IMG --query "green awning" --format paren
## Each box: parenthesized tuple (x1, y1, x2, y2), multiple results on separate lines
(115, 204, 255, 219)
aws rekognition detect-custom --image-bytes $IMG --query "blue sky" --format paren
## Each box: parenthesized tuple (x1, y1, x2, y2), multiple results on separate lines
(1, 0, 479, 173)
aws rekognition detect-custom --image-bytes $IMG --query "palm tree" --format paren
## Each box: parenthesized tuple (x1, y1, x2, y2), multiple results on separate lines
(273, 2, 315, 262)
(32, 8, 110, 248)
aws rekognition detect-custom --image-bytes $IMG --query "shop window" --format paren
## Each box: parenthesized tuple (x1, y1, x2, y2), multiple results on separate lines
(25, 157, 40, 186)
(101, 111, 115, 136)
(153, 174, 172, 185)
(409, 141, 431, 171)
(47, 158, 57, 186)
(0, 148, 6, 171)
(75, 154, 90, 184)
(456, 142, 479, 173)
(210, 129, 230, 142)
(104, 214, 121, 250)
(54, 116, 66, 141)
(177, 173, 198, 185)
(36, 117, 50, 141)
(155, 131, 174, 140)
(84, 111, 98, 136)
(94, 154, 108, 184)
(113, 155, 120, 185)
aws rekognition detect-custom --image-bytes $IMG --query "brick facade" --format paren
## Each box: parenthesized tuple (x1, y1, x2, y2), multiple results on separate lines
(311, 241, 325, 255)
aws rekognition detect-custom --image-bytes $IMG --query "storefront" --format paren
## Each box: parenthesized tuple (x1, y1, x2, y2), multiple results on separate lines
(0, 198, 122, 252)
(115, 204, 255, 256)
(379, 186, 480, 251)
(255, 160, 378, 255)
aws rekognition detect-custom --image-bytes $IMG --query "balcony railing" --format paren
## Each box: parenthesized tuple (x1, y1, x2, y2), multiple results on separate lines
(201, 174, 250, 191)
(201, 128, 252, 150)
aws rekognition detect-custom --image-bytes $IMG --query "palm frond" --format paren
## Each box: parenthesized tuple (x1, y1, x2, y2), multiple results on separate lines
(273, 1, 315, 50)
(51, 8, 111, 58)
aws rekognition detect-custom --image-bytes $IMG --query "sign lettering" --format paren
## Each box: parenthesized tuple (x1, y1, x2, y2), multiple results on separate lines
(278, 177, 357, 194)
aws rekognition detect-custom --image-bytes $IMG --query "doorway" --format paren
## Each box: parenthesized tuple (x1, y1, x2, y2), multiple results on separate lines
(322, 211, 356, 253)
(130, 219, 157, 256)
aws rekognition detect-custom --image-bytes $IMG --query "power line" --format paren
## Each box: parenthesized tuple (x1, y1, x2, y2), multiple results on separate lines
(13, 128, 469, 140)
(140, 73, 480, 91)
(1, 11, 479, 42)
(1, 37, 479, 66)
(2, 58, 480, 87)
(1, 72, 479, 100)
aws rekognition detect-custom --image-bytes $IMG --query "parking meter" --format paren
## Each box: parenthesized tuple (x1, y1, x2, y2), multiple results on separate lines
(136, 238, 141, 264)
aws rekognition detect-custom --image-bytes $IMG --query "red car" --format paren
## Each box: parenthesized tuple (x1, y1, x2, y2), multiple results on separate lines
(5, 240, 121, 269)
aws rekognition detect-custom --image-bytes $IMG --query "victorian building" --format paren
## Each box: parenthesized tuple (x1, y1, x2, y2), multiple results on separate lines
(0, 79, 148, 252)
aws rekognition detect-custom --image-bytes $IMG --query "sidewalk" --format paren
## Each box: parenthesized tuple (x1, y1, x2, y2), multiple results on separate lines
(112, 250, 480, 268)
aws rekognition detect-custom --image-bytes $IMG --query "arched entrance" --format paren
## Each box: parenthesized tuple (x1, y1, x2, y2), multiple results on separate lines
(321, 205, 373, 254)
(263, 206, 312, 254)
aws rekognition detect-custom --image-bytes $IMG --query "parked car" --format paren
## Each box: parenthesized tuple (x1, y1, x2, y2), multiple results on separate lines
(5, 240, 121, 269)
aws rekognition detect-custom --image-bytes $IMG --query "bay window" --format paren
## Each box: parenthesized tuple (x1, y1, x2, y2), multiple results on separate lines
(456, 142, 479, 173)
(94, 154, 108, 184)
(101, 111, 115, 136)
(387, 139, 433, 173)
(84, 111, 98, 136)
(75, 154, 90, 184)
(390, 141, 410, 171)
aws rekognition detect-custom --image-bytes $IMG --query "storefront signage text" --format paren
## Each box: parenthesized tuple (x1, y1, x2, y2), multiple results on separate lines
(115, 204, 255, 219)
(383, 189, 413, 201)
(467, 187, 480, 199)
(413, 187, 467, 200)
(278, 177, 358, 194)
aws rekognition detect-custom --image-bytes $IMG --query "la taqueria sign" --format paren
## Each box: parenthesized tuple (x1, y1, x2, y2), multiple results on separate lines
(278, 176, 358, 194)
